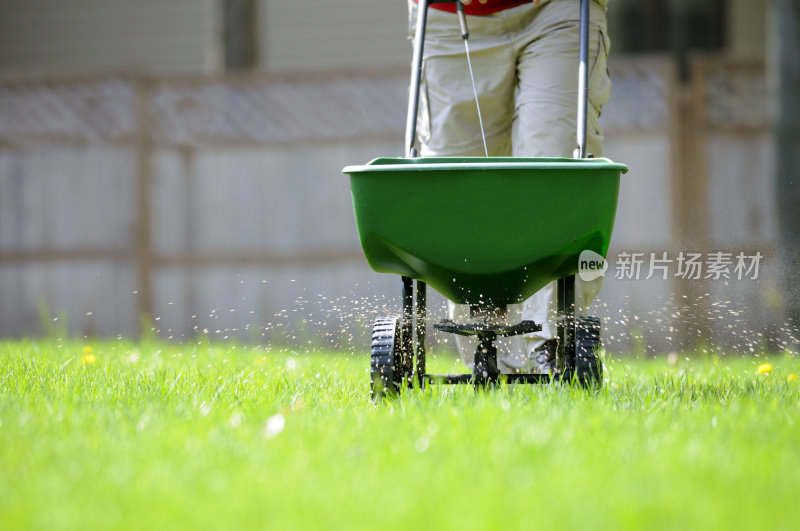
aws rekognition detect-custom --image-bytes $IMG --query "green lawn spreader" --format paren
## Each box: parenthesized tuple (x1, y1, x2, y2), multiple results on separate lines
(343, 0, 628, 397)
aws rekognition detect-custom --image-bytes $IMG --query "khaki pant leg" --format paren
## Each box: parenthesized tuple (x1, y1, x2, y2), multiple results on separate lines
(409, 2, 523, 370)
(512, 0, 611, 356)
(409, 1, 517, 156)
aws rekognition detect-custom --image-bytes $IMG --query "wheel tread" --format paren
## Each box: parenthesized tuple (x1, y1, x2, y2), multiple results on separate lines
(575, 316, 603, 388)
(370, 317, 402, 399)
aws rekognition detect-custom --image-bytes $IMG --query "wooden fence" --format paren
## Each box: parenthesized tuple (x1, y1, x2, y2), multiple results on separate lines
(0, 57, 782, 350)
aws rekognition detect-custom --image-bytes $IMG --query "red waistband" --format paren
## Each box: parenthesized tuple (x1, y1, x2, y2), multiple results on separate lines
(415, 0, 530, 16)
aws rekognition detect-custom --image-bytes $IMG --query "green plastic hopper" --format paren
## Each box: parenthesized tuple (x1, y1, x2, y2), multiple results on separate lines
(343, 157, 628, 307)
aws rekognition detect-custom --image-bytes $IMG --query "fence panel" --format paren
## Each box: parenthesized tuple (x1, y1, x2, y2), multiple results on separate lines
(0, 60, 781, 350)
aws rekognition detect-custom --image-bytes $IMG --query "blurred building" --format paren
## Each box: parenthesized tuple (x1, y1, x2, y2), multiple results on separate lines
(0, 0, 765, 75)
(0, 0, 409, 74)
(0, 0, 789, 354)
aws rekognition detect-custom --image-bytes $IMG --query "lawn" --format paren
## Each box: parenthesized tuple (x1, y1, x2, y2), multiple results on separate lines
(1, 339, 798, 530)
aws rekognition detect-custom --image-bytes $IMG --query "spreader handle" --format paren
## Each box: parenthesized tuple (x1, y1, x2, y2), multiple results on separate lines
(405, 0, 462, 158)
(575, 0, 590, 159)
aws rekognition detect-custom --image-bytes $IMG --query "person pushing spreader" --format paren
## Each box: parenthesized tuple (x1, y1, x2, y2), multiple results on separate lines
(343, 0, 628, 398)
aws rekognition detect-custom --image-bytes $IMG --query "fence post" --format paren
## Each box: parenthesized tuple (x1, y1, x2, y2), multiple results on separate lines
(135, 76, 154, 336)
(671, 58, 713, 350)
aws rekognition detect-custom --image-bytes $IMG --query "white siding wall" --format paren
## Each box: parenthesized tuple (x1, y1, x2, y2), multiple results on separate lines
(0, 0, 220, 74)
(257, 0, 410, 72)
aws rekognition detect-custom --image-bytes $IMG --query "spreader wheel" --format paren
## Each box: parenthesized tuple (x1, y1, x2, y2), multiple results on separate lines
(370, 317, 403, 399)
(575, 316, 603, 388)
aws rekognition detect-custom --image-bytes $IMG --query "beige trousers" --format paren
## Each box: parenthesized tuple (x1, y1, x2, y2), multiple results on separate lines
(408, 0, 611, 371)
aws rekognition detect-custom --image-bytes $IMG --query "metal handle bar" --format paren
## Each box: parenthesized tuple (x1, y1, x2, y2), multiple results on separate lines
(405, 0, 453, 158)
(576, 0, 590, 159)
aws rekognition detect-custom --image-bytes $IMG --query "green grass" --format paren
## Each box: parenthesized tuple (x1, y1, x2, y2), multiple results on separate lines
(1, 339, 799, 530)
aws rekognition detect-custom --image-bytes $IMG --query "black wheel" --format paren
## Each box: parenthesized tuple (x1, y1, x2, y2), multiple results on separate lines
(575, 316, 603, 388)
(370, 317, 403, 399)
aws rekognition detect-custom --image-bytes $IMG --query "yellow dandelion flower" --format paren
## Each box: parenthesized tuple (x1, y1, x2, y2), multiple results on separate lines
(756, 362, 772, 376)
(81, 353, 96, 365)
(291, 396, 306, 412)
(788, 373, 798, 383)
(82, 346, 93, 355)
